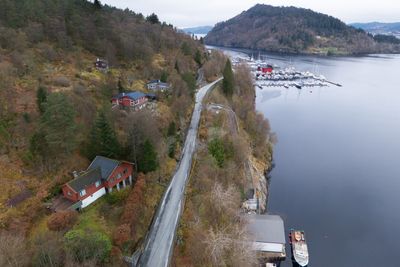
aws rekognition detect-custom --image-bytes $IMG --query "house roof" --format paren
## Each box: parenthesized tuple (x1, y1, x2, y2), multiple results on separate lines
(67, 167, 102, 192)
(113, 91, 147, 101)
(148, 79, 161, 84)
(87, 156, 120, 180)
(246, 214, 286, 244)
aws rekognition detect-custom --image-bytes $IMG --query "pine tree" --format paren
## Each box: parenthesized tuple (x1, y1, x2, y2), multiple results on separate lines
(160, 71, 168, 83)
(87, 111, 120, 159)
(222, 59, 234, 97)
(94, 0, 101, 9)
(139, 139, 158, 173)
(36, 86, 47, 114)
(194, 50, 202, 66)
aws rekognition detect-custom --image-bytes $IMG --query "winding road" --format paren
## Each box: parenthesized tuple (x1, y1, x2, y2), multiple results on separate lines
(136, 78, 222, 267)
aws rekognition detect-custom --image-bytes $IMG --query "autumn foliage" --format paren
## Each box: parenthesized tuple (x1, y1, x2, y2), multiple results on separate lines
(47, 210, 78, 232)
(119, 173, 146, 241)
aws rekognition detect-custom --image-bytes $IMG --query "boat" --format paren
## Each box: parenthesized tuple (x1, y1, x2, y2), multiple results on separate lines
(294, 82, 302, 89)
(289, 229, 309, 267)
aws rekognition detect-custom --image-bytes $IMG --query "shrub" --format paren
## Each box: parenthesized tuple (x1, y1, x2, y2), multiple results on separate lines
(112, 224, 131, 247)
(64, 229, 112, 263)
(208, 138, 225, 168)
(47, 210, 78, 232)
(53, 76, 71, 87)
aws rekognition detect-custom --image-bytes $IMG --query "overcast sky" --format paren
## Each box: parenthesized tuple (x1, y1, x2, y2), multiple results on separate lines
(101, 0, 400, 28)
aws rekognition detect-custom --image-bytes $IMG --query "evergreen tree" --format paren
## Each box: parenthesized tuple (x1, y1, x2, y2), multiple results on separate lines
(174, 61, 180, 73)
(87, 111, 120, 159)
(118, 77, 124, 93)
(36, 86, 47, 114)
(160, 71, 168, 83)
(146, 13, 159, 24)
(222, 59, 234, 97)
(194, 50, 202, 66)
(39, 93, 77, 161)
(138, 139, 158, 173)
(167, 121, 176, 137)
(94, 0, 102, 9)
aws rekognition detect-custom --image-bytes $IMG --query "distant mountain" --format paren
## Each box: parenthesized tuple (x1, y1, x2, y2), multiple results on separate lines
(205, 4, 400, 55)
(350, 22, 400, 37)
(182, 26, 213, 35)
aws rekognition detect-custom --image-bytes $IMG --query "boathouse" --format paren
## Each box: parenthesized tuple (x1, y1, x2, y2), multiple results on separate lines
(245, 214, 286, 264)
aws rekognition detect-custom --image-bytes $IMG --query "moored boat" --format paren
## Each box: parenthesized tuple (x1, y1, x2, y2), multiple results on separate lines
(289, 229, 309, 267)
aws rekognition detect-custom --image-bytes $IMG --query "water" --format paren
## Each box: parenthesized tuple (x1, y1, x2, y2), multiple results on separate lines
(251, 53, 400, 267)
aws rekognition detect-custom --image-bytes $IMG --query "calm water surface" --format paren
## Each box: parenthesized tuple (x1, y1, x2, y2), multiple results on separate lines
(250, 53, 400, 267)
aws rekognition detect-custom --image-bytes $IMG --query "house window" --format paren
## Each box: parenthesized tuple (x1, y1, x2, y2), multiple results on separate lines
(68, 191, 72, 196)
(95, 181, 101, 188)
(117, 173, 122, 179)
(123, 168, 128, 174)
(79, 189, 86, 197)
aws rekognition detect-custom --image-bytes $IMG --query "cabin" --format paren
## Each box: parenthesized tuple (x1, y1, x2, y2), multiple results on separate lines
(62, 156, 134, 210)
(245, 214, 286, 265)
(95, 58, 109, 71)
(147, 80, 171, 92)
(111, 91, 148, 110)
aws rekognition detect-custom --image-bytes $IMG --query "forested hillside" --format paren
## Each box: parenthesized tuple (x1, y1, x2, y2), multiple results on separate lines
(0, 0, 214, 265)
(205, 4, 400, 55)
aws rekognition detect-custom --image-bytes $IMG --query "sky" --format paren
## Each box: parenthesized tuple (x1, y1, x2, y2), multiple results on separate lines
(101, 0, 400, 28)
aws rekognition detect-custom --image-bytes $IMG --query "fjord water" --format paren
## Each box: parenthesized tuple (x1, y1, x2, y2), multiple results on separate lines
(254, 53, 400, 266)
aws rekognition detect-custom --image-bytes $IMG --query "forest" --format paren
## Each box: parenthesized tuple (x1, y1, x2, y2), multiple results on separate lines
(0, 0, 218, 266)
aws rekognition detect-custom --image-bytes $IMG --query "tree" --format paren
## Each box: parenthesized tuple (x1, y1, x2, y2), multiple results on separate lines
(118, 77, 124, 93)
(194, 50, 202, 66)
(160, 71, 168, 83)
(138, 139, 158, 173)
(36, 86, 48, 114)
(181, 72, 196, 96)
(40, 93, 77, 156)
(222, 59, 234, 97)
(86, 111, 121, 159)
(208, 138, 225, 168)
(146, 13, 159, 24)
(94, 0, 101, 9)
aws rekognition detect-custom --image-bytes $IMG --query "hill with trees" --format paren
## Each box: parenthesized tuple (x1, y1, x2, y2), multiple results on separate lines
(0, 0, 211, 265)
(205, 4, 400, 55)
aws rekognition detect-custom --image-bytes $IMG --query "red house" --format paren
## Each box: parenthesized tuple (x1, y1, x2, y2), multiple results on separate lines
(62, 156, 134, 209)
(257, 64, 273, 74)
(111, 91, 148, 110)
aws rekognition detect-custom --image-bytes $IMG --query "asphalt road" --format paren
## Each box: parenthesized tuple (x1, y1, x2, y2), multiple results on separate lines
(136, 78, 222, 267)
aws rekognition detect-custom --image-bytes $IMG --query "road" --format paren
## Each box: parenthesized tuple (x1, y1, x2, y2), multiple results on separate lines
(136, 78, 222, 267)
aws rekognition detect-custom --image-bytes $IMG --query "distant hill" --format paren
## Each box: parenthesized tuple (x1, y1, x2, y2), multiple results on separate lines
(182, 26, 213, 35)
(350, 22, 400, 33)
(205, 4, 400, 55)
(350, 22, 400, 39)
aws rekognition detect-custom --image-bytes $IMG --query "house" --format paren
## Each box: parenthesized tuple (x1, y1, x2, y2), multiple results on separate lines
(146, 79, 171, 92)
(111, 91, 148, 110)
(245, 214, 286, 264)
(62, 156, 134, 210)
(95, 58, 109, 71)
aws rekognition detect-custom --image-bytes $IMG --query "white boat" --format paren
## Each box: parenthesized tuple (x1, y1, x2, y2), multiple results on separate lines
(289, 230, 309, 267)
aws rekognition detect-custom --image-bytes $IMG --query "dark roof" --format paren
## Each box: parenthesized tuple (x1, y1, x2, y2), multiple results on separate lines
(113, 91, 147, 101)
(67, 167, 102, 192)
(87, 156, 120, 180)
